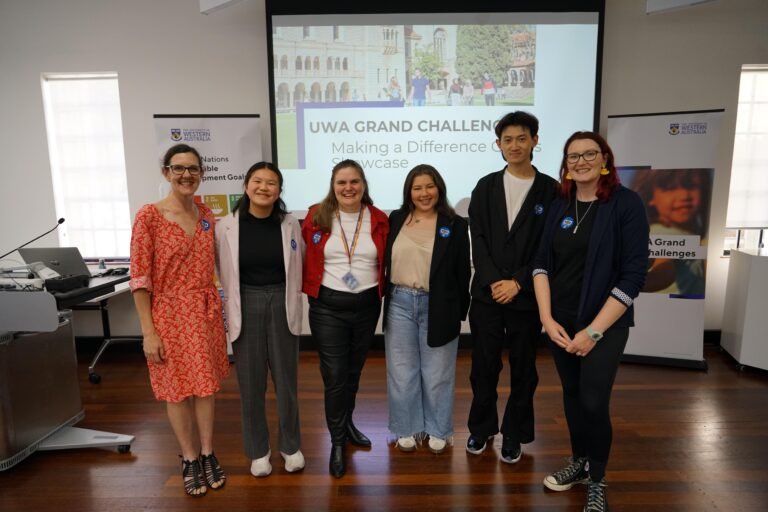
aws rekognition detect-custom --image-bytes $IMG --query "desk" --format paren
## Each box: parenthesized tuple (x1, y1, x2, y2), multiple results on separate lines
(51, 274, 129, 309)
(65, 275, 142, 384)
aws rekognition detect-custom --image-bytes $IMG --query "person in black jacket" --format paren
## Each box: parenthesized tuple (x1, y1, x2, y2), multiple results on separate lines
(466, 111, 559, 463)
(532, 131, 648, 512)
(383, 164, 471, 455)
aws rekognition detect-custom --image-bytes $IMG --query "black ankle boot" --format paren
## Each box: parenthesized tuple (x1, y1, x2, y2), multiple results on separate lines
(346, 420, 371, 447)
(329, 444, 346, 478)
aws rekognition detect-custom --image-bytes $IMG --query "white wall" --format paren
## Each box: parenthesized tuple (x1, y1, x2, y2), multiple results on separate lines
(1, 0, 767, 334)
(0, 0, 271, 335)
(600, 0, 768, 329)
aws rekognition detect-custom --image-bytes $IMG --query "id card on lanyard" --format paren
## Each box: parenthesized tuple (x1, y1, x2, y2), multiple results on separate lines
(337, 207, 365, 290)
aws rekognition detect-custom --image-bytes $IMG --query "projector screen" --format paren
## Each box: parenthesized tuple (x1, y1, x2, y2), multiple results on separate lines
(268, 9, 601, 214)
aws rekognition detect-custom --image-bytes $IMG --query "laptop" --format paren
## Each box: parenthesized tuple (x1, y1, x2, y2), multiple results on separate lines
(18, 247, 91, 277)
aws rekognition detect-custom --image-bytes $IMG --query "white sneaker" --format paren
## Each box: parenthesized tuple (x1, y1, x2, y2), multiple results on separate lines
(250, 449, 272, 477)
(280, 449, 305, 473)
(395, 436, 417, 452)
(428, 437, 447, 454)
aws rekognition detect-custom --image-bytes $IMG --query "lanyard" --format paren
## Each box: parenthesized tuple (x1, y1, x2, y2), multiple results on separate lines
(336, 207, 365, 265)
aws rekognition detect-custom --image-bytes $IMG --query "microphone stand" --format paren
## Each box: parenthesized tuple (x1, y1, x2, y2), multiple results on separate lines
(0, 218, 66, 260)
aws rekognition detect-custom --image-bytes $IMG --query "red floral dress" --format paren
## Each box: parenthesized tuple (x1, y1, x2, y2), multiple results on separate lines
(129, 203, 229, 402)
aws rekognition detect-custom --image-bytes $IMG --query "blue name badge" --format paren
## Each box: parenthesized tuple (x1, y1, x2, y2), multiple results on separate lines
(312, 231, 322, 244)
(342, 271, 359, 290)
(534, 203, 544, 215)
(439, 227, 451, 238)
(560, 217, 574, 230)
(291, 239, 297, 251)
(201, 219, 210, 231)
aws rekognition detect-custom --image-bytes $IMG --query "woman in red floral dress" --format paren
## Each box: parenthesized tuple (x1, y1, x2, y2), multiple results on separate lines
(130, 144, 230, 497)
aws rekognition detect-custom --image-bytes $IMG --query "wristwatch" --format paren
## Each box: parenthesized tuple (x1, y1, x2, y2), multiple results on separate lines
(586, 325, 603, 342)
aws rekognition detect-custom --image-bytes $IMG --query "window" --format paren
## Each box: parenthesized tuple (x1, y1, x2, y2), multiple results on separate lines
(41, 73, 131, 257)
(725, 65, 768, 249)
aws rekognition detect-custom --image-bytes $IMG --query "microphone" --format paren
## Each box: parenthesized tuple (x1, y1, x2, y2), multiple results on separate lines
(0, 218, 66, 260)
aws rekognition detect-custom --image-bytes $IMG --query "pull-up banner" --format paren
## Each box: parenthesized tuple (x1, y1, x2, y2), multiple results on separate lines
(153, 114, 261, 218)
(608, 109, 723, 369)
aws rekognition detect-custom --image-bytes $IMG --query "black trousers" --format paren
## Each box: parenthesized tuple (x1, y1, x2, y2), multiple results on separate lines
(308, 286, 381, 445)
(467, 300, 542, 444)
(550, 310, 628, 482)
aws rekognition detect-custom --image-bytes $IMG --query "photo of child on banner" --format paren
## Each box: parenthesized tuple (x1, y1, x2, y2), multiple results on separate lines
(620, 167, 714, 298)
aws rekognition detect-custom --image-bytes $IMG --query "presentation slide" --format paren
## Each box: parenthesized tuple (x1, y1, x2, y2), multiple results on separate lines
(270, 12, 599, 213)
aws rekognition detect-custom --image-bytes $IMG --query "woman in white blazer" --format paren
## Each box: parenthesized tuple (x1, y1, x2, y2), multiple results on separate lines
(215, 162, 305, 477)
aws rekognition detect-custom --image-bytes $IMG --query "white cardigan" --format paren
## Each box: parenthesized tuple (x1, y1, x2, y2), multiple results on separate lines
(215, 211, 304, 341)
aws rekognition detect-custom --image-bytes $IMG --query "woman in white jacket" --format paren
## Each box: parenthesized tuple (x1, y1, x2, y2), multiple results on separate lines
(215, 162, 305, 477)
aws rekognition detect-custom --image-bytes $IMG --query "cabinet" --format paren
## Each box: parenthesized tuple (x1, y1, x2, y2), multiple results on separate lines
(721, 249, 768, 371)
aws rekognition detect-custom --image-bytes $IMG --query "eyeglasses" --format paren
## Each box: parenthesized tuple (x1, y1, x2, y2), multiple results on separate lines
(165, 164, 202, 175)
(566, 150, 601, 164)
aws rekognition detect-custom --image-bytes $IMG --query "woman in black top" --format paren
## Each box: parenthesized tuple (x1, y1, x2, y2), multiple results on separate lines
(532, 131, 648, 512)
(216, 162, 305, 478)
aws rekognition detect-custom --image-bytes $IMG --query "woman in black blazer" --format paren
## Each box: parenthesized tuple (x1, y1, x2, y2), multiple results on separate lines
(383, 164, 471, 454)
(533, 131, 648, 512)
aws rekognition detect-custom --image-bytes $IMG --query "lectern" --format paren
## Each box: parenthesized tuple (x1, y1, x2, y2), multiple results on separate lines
(0, 291, 134, 471)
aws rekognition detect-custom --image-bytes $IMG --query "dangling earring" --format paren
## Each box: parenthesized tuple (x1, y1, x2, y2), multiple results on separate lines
(565, 172, 573, 180)
(600, 165, 609, 175)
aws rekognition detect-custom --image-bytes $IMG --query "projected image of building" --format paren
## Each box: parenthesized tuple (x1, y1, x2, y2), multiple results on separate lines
(272, 25, 407, 110)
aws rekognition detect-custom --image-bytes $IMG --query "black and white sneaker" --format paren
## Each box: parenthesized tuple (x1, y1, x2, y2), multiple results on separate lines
(584, 479, 608, 512)
(500, 436, 522, 464)
(465, 434, 494, 455)
(543, 457, 589, 491)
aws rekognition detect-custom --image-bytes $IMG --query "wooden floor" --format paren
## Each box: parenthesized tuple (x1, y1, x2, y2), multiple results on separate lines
(2, 344, 768, 511)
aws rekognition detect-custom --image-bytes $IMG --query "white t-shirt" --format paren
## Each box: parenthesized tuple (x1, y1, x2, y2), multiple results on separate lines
(322, 208, 379, 292)
(503, 171, 534, 229)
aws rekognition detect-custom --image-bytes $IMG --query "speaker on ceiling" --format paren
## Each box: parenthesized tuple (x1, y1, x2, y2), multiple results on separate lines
(200, 0, 245, 15)
(646, 0, 718, 14)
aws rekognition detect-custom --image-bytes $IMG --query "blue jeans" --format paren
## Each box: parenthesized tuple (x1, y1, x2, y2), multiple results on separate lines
(385, 285, 458, 439)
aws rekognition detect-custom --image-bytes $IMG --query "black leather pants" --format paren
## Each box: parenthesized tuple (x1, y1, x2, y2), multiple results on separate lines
(308, 286, 381, 444)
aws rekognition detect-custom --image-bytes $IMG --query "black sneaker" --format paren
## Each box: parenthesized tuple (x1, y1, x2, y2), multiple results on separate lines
(543, 457, 589, 491)
(500, 436, 522, 464)
(465, 434, 494, 455)
(583, 479, 608, 512)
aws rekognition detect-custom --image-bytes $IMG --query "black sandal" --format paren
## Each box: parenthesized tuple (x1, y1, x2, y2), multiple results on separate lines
(181, 457, 207, 497)
(200, 452, 226, 490)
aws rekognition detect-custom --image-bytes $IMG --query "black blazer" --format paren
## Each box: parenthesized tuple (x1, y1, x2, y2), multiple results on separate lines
(383, 209, 471, 347)
(469, 167, 559, 310)
(532, 185, 649, 330)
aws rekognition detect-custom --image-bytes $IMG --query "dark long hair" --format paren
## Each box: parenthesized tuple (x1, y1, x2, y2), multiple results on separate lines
(232, 161, 288, 223)
(400, 164, 455, 221)
(558, 131, 620, 202)
(311, 159, 374, 232)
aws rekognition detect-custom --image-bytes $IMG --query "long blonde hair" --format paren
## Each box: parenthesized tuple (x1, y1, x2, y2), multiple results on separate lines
(311, 159, 374, 232)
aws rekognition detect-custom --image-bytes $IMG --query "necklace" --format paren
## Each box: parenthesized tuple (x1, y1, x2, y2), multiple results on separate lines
(573, 200, 595, 234)
(411, 212, 435, 224)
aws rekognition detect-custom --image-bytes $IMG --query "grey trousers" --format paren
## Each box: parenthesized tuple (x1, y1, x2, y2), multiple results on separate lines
(233, 283, 300, 459)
